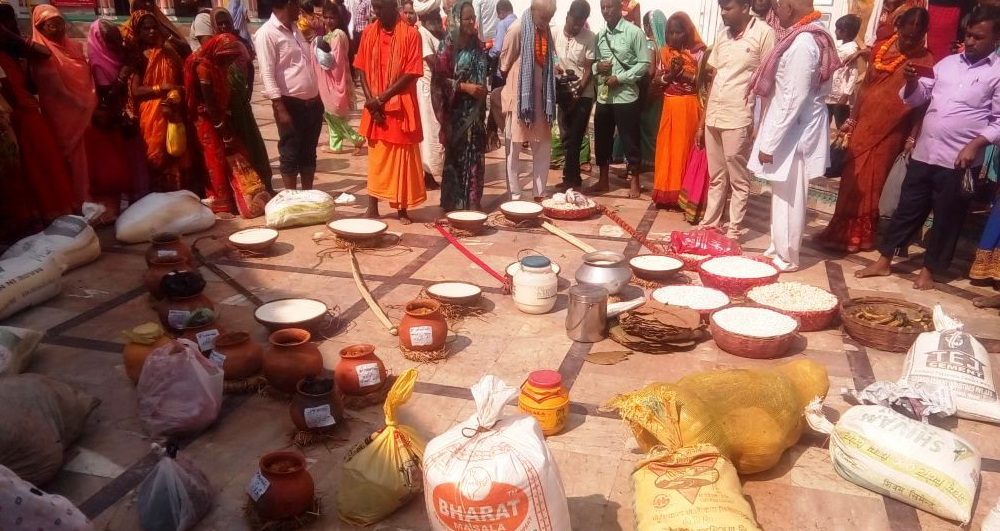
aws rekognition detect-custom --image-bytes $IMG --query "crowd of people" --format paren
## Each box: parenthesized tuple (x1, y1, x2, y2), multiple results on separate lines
(1, 0, 1000, 300)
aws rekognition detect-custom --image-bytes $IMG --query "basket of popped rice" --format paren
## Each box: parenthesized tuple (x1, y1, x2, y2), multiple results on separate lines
(698, 255, 780, 297)
(745, 282, 840, 332)
(709, 305, 800, 359)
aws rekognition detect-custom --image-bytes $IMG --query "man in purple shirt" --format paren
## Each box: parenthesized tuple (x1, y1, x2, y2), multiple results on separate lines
(857, 5, 1000, 290)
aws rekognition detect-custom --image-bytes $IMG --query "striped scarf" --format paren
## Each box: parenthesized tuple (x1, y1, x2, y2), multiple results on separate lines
(747, 20, 840, 99)
(517, 12, 555, 125)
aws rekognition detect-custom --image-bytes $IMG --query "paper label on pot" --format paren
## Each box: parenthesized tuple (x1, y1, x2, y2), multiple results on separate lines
(167, 310, 190, 329)
(208, 350, 226, 367)
(304, 404, 336, 428)
(247, 470, 270, 501)
(409, 326, 433, 347)
(196, 329, 220, 352)
(356, 363, 382, 387)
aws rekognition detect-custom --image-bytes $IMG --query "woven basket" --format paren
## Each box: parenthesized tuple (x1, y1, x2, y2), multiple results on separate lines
(841, 297, 932, 352)
(746, 286, 840, 332)
(709, 305, 800, 359)
(542, 204, 598, 220)
(698, 255, 780, 297)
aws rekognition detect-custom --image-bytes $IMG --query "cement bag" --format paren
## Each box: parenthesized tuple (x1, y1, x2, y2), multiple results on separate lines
(0, 326, 43, 376)
(116, 191, 215, 244)
(0, 374, 99, 485)
(338, 369, 425, 525)
(137, 340, 223, 437)
(633, 444, 762, 531)
(606, 359, 830, 474)
(265, 189, 336, 229)
(0, 464, 93, 531)
(1, 215, 100, 270)
(899, 305, 1000, 423)
(137, 444, 214, 531)
(0, 256, 62, 321)
(807, 404, 980, 524)
(423, 375, 571, 531)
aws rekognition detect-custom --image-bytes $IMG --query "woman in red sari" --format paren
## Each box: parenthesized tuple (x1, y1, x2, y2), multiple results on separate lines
(818, 8, 933, 253)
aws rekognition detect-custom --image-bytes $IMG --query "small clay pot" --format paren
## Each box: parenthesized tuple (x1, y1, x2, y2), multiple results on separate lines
(212, 332, 264, 381)
(144, 256, 193, 299)
(289, 377, 345, 433)
(263, 328, 324, 395)
(155, 293, 215, 332)
(335, 344, 387, 396)
(145, 232, 194, 267)
(122, 323, 173, 385)
(398, 299, 448, 352)
(251, 451, 314, 521)
(179, 321, 227, 353)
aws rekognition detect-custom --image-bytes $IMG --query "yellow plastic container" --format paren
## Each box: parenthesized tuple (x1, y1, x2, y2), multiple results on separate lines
(518, 370, 570, 436)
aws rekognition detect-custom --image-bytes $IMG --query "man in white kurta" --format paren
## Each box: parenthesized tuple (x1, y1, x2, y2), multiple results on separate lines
(415, 2, 445, 189)
(748, 19, 832, 272)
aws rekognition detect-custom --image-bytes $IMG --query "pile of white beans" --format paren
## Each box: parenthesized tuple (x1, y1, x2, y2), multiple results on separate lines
(702, 256, 777, 278)
(713, 307, 798, 337)
(652, 286, 730, 311)
(747, 282, 839, 313)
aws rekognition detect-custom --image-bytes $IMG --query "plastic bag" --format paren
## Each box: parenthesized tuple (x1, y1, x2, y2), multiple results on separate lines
(899, 305, 1000, 423)
(137, 444, 214, 531)
(633, 444, 762, 531)
(0, 374, 99, 485)
(808, 404, 980, 524)
(423, 375, 571, 531)
(226, 153, 270, 219)
(844, 380, 956, 421)
(669, 227, 741, 257)
(0, 255, 63, 320)
(606, 359, 829, 474)
(1, 215, 100, 271)
(0, 326, 43, 376)
(265, 189, 337, 229)
(137, 340, 224, 437)
(115, 191, 215, 244)
(0, 464, 93, 530)
(337, 369, 426, 525)
(879, 153, 908, 218)
(166, 122, 186, 157)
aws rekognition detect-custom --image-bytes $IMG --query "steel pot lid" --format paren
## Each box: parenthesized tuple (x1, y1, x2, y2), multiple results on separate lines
(521, 255, 551, 268)
(568, 284, 609, 302)
(581, 250, 626, 266)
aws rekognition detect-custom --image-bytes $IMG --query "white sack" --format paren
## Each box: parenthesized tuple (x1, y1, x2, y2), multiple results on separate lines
(0, 326, 43, 376)
(116, 191, 215, 244)
(0, 256, 62, 321)
(1, 215, 100, 270)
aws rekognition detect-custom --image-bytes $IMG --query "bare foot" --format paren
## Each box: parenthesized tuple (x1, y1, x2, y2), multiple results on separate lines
(533, 196, 545, 203)
(974, 293, 1000, 308)
(352, 139, 366, 156)
(585, 182, 610, 194)
(398, 210, 412, 225)
(855, 257, 892, 279)
(628, 176, 641, 198)
(365, 199, 380, 219)
(424, 172, 440, 191)
(913, 268, 935, 290)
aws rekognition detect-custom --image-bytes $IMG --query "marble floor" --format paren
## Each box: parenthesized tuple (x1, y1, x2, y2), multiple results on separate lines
(7, 88, 1000, 531)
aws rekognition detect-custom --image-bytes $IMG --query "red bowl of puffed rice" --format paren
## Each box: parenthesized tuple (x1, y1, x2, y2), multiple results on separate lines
(746, 282, 840, 332)
(698, 255, 780, 297)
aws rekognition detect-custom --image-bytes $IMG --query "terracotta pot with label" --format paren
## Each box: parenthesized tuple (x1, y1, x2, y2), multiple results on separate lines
(249, 451, 314, 520)
(145, 232, 193, 267)
(121, 322, 173, 384)
(211, 332, 263, 381)
(144, 256, 193, 299)
(398, 299, 448, 352)
(335, 344, 387, 396)
(289, 377, 345, 433)
(155, 293, 215, 332)
(263, 328, 324, 394)
(179, 321, 226, 353)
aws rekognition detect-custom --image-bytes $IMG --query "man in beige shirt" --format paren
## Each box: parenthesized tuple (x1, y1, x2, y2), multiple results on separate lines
(698, 0, 775, 240)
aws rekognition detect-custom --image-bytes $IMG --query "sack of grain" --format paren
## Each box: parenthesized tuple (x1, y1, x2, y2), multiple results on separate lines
(0, 256, 63, 321)
(1, 216, 100, 271)
(0, 326, 43, 376)
(423, 375, 571, 531)
(899, 305, 1000, 423)
(0, 464, 93, 530)
(265, 190, 336, 229)
(807, 403, 981, 524)
(633, 444, 762, 531)
(116, 191, 215, 244)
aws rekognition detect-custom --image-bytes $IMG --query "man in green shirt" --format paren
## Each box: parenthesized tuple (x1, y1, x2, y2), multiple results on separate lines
(588, 0, 649, 197)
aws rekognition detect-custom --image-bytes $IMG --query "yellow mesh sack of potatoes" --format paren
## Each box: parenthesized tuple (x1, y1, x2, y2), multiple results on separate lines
(606, 359, 829, 474)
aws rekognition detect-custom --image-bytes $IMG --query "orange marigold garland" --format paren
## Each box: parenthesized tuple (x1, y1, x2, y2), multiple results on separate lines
(874, 34, 907, 72)
(794, 10, 822, 28)
(534, 27, 548, 66)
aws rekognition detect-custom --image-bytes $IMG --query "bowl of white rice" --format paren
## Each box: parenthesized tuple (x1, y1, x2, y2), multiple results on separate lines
(746, 282, 840, 332)
(698, 255, 780, 296)
(710, 305, 800, 359)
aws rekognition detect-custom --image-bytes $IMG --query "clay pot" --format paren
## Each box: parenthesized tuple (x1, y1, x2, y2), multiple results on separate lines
(335, 344, 387, 396)
(289, 377, 345, 433)
(251, 451, 314, 521)
(179, 321, 227, 353)
(212, 332, 264, 381)
(121, 322, 173, 385)
(263, 328, 324, 395)
(144, 256, 194, 299)
(156, 293, 215, 332)
(145, 232, 193, 267)
(398, 299, 448, 352)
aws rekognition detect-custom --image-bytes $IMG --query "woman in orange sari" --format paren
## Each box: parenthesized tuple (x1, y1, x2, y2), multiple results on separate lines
(121, 0, 191, 56)
(651, 12, 705, 208)
(129, 10, 192, 192)
(865, 0, 925, 46)
(818, 8, 932, 252)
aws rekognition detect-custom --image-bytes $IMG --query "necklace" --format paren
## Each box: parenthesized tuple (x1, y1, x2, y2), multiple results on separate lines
(794, 10, 822, 28)
(874, 34, 907, 72)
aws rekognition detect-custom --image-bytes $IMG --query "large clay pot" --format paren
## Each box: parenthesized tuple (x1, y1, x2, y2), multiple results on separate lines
(250, 451, 314, 521)
(211, 332, 264, 381)
(179, 320, 227, 353)
(398, 299, 448, 352)
(145, 232, 193, 267)
(263, 328, 324, 394)
(121, 322, 173, 384)
(144, 256, 193, 299)
(156, 293, 215, 332)
(289, 377, 345, 433)
(335, 344, 387, 396)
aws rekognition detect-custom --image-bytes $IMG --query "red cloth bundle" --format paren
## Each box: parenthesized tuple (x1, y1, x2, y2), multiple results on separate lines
(669, 227, 741, 257)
